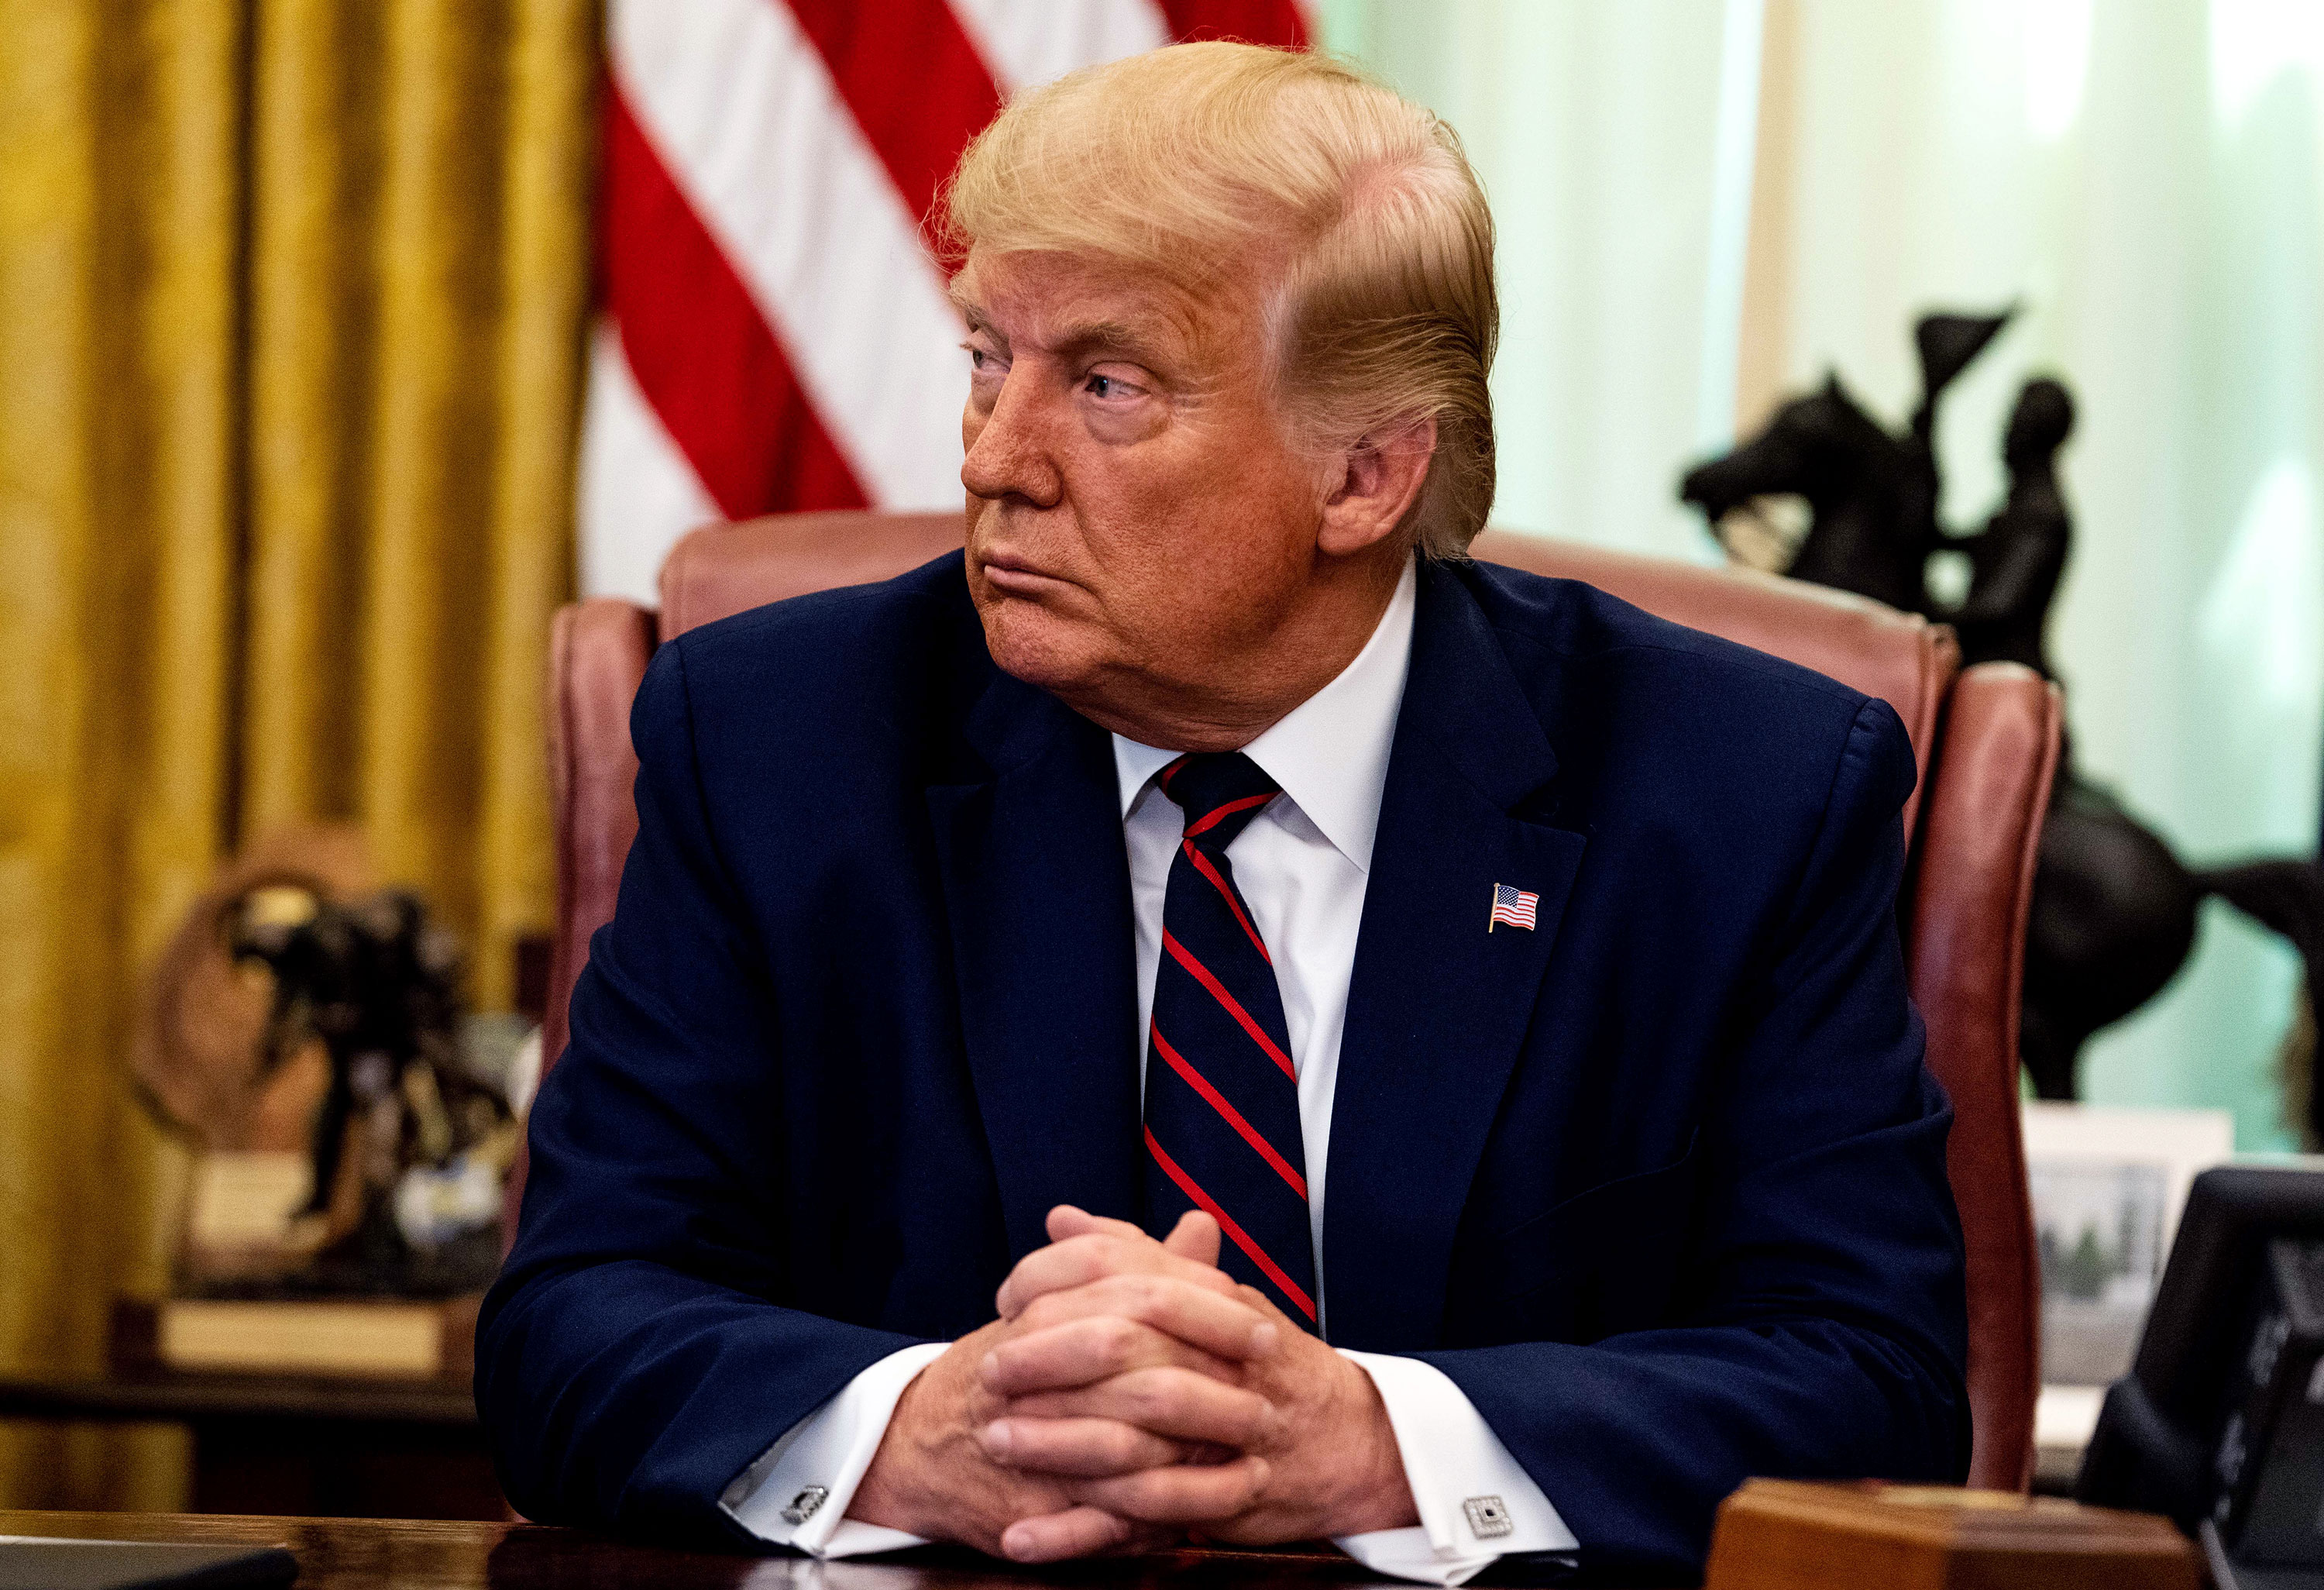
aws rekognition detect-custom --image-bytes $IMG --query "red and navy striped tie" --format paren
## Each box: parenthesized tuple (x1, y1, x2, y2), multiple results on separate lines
(1142, 752, 1317, 1327)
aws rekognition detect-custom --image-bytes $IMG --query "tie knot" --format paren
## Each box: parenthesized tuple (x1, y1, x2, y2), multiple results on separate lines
(1158, 752, 1280, 847)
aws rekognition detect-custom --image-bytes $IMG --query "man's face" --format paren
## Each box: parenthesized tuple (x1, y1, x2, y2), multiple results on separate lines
(953, 248, 1330, 733)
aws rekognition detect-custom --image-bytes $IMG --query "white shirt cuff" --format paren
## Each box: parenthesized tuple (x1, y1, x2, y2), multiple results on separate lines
(1333, 1349, 1578, 1585)
(720, 1341, 950, 1557)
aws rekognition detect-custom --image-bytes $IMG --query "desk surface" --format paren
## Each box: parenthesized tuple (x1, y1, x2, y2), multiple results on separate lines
(0, 1510, 1588, 1590)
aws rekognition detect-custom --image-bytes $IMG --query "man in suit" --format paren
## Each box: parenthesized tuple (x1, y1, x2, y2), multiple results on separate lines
(478, 42, 1967, 1585)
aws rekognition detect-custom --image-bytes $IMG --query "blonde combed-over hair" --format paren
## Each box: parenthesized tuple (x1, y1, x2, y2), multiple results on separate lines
(942, 43, 1498, 559)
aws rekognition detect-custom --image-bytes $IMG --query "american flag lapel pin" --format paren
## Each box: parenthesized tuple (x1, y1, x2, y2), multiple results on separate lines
(1488, 883, 1539, 933)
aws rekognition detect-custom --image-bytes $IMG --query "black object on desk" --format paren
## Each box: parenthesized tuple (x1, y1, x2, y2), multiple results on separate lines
(2079, 1163, 2324, 1588)
(0, 1537, 296, 1590)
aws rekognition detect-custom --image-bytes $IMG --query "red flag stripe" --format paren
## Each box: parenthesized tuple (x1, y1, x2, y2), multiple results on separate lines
(1182, 839, 1269, 962)
(601, 84, 866, 518)
(583, 0, 1315, 593)
(1156, 0, 1311, 46)
(1150, 1025, 1306, 1198)
(1145, 1126, 1316, 1321)
(1162, 929, 1296, 1080)
(782, 0, 1004, 252)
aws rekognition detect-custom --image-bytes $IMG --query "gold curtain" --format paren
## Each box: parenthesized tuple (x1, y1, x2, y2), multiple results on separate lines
(0, 0, 596, 1508)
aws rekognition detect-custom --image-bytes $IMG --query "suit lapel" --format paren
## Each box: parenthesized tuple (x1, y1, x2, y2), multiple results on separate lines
(1325, 561, 1587, 1349)
(927, 668, 1144, 1261)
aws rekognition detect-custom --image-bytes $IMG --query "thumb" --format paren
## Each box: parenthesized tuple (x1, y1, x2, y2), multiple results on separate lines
(1162, 1210, 1222, 1268)
(1045, 1203, 1149, 1244)
(1044, 1204, 1103, 1242)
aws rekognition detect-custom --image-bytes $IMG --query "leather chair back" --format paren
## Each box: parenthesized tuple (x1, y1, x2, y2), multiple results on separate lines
(532, 511, 2059, 1492)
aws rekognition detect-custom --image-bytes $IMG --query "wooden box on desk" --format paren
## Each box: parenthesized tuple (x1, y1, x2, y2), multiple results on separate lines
(1703, 1480, 2199, 1590)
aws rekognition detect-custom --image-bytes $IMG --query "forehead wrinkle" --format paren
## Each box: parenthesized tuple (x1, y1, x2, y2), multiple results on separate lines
(951, 285, 1155, 358)
(1050, 318, 1174, 367)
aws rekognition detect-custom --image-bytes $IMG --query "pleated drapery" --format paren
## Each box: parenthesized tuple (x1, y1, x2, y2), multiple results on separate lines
(0, 0, 596, 1508)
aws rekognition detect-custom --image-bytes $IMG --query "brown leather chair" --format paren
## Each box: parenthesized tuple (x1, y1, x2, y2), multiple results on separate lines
(528, 510, 2061, 1493)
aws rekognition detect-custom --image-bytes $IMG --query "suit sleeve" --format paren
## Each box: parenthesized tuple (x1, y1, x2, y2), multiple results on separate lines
(476, 638, 933, 1543)
(1414, 697, 1970, 1582)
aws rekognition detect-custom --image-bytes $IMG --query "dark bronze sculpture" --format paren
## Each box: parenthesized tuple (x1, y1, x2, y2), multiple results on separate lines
(1954, 377, 2073, 680)
(1681, 312, 2324, 1127)
(135, 829, 518, 1306)
(229, 885, 512, 1293)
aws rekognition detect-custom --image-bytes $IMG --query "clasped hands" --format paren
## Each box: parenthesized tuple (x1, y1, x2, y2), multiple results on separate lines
(848, 1206, 1418, 1560)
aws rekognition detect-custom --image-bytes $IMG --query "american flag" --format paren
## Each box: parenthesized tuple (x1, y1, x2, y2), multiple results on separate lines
(1490, 883, 1539, 932)
(579, 0, 1313, 604)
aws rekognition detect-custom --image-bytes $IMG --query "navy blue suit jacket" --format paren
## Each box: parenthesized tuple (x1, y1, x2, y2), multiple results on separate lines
(478, 552, 1968, 1581)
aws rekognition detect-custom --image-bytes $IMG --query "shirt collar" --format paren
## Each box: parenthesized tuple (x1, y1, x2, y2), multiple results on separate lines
(1110, 555, 1417, 874)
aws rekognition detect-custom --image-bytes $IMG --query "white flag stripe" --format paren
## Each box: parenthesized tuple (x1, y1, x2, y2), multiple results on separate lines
(579, 322, 721, 604)
(608, 0, 966, 511)
(947, 0, 1170, 93)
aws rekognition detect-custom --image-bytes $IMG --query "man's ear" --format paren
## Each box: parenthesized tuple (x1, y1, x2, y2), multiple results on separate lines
(1318, 416, 1437, 557)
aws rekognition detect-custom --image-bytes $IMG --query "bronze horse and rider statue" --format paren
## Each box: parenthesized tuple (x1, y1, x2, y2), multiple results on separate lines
(1679, 308, 2324, 1125)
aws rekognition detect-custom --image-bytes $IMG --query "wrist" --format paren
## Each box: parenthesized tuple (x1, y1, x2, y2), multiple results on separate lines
(846, 1365, 938, 1535)
(849, 1343, 985, 1540)
(1325, 1359, 1421, 1536)
(848, 1328, 1023, 1551)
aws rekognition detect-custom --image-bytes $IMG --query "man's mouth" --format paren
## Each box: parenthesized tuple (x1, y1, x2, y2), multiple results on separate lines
(979, 550, 1070, 597)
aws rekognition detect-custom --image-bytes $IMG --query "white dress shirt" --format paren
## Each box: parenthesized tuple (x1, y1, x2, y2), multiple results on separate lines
(724, 557, 1576, 1582)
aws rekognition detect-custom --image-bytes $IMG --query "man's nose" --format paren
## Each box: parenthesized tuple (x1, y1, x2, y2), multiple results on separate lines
(961, 373, 1064, 508)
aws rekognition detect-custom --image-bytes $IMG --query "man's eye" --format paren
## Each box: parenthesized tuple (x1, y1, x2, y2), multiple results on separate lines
(1085, 373, 1134, 399)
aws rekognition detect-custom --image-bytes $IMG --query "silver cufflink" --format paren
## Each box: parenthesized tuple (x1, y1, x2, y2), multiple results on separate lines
(780, 1485, 829, 1526)
(1463, 1495, 1513, 1539)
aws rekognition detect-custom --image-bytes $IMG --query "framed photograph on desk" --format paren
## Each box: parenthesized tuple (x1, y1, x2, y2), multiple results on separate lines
(2023, 1102, 2234, 1486)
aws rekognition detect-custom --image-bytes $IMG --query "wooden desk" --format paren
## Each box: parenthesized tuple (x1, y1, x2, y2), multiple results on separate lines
(0, 1372, 501, 1519)
(0, 1510, 1582, 1589)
